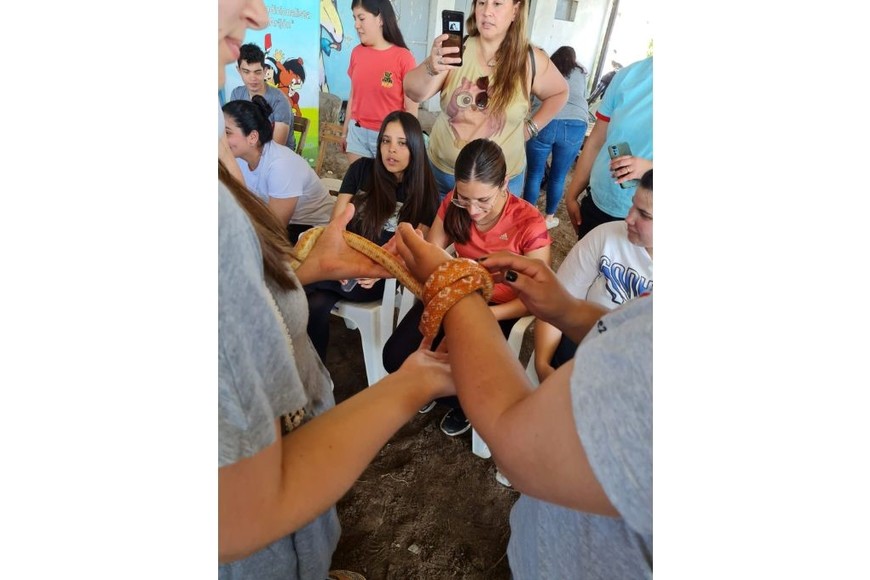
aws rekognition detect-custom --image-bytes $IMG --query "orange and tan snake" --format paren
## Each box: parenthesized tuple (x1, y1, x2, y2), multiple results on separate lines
(291, 226, 493, 340)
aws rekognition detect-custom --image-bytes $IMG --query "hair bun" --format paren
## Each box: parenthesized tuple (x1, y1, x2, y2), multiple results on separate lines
(251, 94, 274, 118)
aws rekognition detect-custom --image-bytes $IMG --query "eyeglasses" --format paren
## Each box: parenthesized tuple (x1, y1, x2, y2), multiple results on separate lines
(474, 76, 489, 110)
(450, 192, 497, 210)
(456, 76, 490, 111)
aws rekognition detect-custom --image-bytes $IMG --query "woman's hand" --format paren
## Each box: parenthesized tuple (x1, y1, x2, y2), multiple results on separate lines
(478, 251, 576, 325)
(609, 155, 652, 185)
(356, 278, 378, 289)
(294, 205, 393, 284)
(565, 195, 581, 233)
(394, 223, 453, 284)
(394, 349, 455, 400)
(428, 33, 461, 74)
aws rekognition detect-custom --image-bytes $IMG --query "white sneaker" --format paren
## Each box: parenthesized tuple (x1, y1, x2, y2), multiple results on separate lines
(545, 216, 560, 230)
(495, 469, 512, 487)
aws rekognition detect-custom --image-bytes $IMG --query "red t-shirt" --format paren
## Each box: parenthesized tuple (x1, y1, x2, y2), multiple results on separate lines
(437, 192, 550, 304)
(347, 45, 416, 131)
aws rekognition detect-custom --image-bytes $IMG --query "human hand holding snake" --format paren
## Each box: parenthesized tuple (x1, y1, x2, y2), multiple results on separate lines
(292, 221, 493, 342)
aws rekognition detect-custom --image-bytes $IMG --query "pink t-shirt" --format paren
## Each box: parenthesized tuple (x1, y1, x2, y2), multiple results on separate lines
(437, 192, 550, 304)
(347, 45, 416, 131)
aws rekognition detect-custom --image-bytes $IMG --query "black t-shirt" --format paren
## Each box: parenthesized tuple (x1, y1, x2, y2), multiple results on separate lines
(340, 157, 433, 246)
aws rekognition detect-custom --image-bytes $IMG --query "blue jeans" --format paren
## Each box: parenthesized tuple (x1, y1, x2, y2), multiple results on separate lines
(430, 159, 526, 201)
(522, 119, 587, 215)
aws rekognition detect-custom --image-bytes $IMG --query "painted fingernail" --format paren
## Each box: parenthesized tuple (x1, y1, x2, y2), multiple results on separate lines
(505, 270, 518, 282)
(476, 256, 487, 262)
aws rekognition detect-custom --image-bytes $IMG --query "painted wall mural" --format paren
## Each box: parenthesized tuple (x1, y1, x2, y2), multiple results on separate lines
(222, 0, 321, 164)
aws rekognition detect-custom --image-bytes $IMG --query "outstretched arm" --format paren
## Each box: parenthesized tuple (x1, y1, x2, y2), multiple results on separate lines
(219, 349, 454, 563)
(393, 225, 615, 513)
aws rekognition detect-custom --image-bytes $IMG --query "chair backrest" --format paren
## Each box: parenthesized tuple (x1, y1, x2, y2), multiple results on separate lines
(293, 116, 310, 156)
(315, 121, 345, 176)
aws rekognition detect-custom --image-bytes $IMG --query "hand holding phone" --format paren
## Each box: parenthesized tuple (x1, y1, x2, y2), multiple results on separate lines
(341, 279, 358, 292)
(441, 10, 464, 66)
(608, 142, 640, 189)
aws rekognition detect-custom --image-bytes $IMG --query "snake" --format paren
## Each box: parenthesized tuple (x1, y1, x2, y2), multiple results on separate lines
(291, 226, 493, 340)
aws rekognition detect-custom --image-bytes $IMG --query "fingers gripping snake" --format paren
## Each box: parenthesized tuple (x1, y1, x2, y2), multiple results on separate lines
(291, 226, 493, 340)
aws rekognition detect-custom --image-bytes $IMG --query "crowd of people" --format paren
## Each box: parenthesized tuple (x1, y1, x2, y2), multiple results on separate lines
(218, 0, 653, 577)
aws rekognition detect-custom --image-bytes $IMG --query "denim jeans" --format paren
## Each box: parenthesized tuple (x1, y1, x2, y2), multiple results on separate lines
(522, 119, 588, 215)
(430, 159, 526, 201)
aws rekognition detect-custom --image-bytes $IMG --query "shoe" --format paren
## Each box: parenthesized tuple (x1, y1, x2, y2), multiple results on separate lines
(328, 571, 366, 580)
(418, 401, 436, 414)
(439, 408, 471, 437)
(495, 469, 512, 488)
(545, 215, 560, 230)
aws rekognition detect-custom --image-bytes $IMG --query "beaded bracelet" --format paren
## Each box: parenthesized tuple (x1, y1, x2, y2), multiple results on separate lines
(419, 258, 494, 340)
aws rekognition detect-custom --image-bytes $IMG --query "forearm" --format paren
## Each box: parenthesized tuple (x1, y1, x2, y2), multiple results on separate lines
(273, 123, 291, 147)
(403, 60, 444, 103)
(553, 299, 609, 344)
(489, 297, 529, 321)
(220, 370, 440, 563)
(443, 293, 532, 438)
(404, 96, 419, 117)
(565, 121, 606, 203)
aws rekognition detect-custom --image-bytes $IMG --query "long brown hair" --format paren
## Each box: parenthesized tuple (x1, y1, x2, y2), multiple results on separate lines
(465, 0, 531, 116)
(443, 139, 507, 244)
(353, 111, 439, 240)
(219, 160, 298, 290)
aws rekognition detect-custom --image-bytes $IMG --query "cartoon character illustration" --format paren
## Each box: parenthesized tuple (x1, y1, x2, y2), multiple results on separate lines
(264, 60, 278, 89)
(320, 0, 344, 92)
(271, 55, 306, 119)
(444, 75, 505, 146)
(381, 71, 394, 88)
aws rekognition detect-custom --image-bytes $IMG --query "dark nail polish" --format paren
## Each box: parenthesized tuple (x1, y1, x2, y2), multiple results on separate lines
(476, 256, 487, 262)
(505, 270, 517, 282)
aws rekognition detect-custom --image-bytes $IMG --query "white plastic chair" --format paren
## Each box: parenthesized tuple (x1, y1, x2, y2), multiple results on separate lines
(331, 278, 398, 386)
(472, 315, 539, 459)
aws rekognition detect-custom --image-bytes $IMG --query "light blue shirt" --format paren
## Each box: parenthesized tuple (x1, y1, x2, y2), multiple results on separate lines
(590, 57, 653, 218)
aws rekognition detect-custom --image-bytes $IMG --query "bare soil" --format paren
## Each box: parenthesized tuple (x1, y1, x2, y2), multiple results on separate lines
(320, 137, 578, 579)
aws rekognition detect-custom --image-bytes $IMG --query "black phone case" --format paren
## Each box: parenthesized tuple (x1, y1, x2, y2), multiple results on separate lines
(441, 10, 464, 64)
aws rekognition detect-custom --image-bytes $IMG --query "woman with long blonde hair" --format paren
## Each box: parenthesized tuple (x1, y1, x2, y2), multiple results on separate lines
(403, 0, 568, 199)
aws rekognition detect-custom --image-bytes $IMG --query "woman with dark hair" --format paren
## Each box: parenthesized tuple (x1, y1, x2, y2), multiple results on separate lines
(223, 95, 335, 242)
(382, 138, 551, 437)
(305, 111, 439, 362)
(522, 45, 589, 229)
(403, 0, 568, 200)
(342, 0, 419, 164)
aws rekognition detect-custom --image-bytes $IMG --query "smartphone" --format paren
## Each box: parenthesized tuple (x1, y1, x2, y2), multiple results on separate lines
(608, 142, 640, 189)
(441, 10, 464, 65)
(341, 279, 358, 292)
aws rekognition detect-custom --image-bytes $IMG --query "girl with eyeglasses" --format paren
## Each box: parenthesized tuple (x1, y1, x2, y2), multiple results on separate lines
(305, 111, 439, 363)
(403, 0, 569, 200)
(382, 138, 551, 437)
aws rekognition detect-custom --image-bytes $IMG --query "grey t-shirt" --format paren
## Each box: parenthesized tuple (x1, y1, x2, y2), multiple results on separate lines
(230, 84, 295, 149)
(530, 68, 589, 123)
(218, 183, 340, 579)
(507, 295, 652, 579)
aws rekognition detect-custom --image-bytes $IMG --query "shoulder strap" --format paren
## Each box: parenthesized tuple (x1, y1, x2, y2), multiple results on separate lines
(528, 46, 536, 96)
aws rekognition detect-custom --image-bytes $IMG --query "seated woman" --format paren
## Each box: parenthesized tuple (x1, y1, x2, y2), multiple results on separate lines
(305, 111, 439, 362)
(534, 168, 653, 382)
(382, 138, 551, 436)
(223, 95, 335, 243)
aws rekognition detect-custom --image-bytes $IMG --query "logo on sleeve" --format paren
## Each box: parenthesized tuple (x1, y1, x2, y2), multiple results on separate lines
(381, 71, 394, 87)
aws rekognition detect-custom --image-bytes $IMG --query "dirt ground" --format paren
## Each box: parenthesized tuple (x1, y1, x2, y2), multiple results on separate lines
(319, 133, 579, 579)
